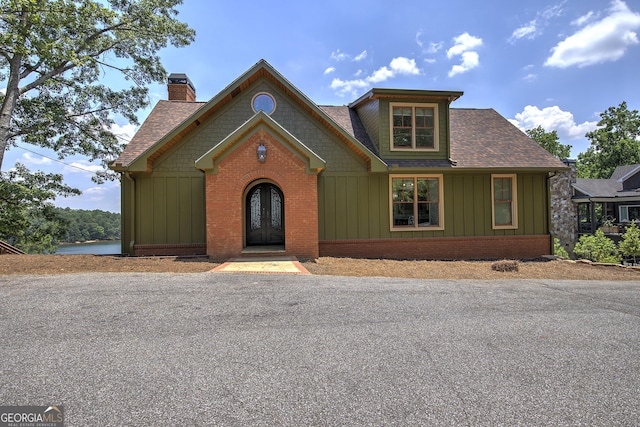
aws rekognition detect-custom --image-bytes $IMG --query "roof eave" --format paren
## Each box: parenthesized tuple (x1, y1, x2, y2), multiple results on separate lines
(349, 88, 464, 109)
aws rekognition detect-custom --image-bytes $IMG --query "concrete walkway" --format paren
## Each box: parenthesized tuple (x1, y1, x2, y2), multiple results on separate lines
(211, 256, 310, 274)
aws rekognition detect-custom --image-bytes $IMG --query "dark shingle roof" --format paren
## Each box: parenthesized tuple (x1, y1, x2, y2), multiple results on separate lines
(113, 100, 205, 167)
(573, 165, 640, 198)
(319, 105, 379, 156)
(573, 179, 622, 197)
(449, 109, 567, 169)
(113, 101, 566, 172)
(611, 164, 640, 181)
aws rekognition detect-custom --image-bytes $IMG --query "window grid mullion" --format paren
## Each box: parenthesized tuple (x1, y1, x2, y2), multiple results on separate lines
(411, 107, 416, 149)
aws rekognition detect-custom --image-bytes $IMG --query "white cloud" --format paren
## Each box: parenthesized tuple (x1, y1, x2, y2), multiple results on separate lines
(523, 73, 538, 82)
(448, 51, 480, 77)
(330, 57, 422, 96)
(572, 11, 596, 26)
(369, 57, 420, 83)
(509, 105, 598, 139)
(447, 33, 483, 58)
(509, 2, 566, 43)
(324, 67, 336, 75)
(110, 123, 136, 144)
(330, 78, 370, 96)
(354, 50, 367, 61)
(62, 160, 104, 175)
(53, 181, 121, 212)
(510, 22, 537, 42)
(368, 66, 394, 84)
(428, 42, 443, 54)
(331, 49, 349, 61)
(390, 57, 420, 75)
(416, 30, 444, 54)
(20, 152, 52, 166)
(447, 33, 482, 77)
(545, 0, 640, 68)
(543, 2, 566, 19)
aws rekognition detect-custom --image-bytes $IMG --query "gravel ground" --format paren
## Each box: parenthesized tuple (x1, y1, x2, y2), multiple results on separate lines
(1, 273, 639, 425)
(1, 254, 640, 280)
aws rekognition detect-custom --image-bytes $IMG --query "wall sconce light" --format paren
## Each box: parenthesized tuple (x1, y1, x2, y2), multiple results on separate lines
(257, 144, 267, 163)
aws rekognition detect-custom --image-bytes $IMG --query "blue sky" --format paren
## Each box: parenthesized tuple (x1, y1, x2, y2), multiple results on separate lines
(3, 0, 639, 212)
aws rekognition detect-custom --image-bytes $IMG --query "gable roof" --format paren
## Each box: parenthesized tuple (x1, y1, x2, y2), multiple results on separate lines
(195, 111, 326, 173)
(111, 61, 565, 174)
(449, 109, 567, 170)
(111, 59, 386, 173)
(613, 164, 640, 182)
(112, 100, 204, 170)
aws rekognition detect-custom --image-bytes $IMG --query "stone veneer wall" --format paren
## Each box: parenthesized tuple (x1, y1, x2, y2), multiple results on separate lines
(550, 165, 577, 255)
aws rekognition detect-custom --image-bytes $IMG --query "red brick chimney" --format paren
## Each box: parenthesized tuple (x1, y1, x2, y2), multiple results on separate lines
(167, 73, 196, 102)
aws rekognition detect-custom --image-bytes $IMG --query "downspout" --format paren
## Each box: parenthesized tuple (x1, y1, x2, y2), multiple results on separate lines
(446, 97, 452, 164)
(124, 172, 136, 255)
(546, 171, 559, 255)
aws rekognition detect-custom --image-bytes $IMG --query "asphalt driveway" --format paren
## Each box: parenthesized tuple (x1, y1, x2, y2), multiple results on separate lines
(1, 273, 639, 426)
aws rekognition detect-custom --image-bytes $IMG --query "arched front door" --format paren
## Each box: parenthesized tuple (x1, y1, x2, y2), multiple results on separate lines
(246, 183, 284, 246)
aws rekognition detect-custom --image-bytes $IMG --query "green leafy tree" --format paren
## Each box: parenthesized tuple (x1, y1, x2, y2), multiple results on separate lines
(619, 222, 640, 264)
(573, 229, 621, 264)
(0, 163, 80, 252)
(0, 0, 195, 180)
(577, 102, 640, 179)
(55, 207, 120, 242)
(526, 126, 572, 160)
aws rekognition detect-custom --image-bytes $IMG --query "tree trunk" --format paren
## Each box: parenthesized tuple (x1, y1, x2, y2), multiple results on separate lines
(0, 54, 23, 171)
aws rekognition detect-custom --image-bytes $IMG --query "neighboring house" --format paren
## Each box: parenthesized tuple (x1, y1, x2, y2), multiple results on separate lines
(573, 164, 640, 235)
(109, 60, 567, 260)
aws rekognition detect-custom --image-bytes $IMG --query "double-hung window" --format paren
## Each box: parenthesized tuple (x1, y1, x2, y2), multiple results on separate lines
(390, 175, 444, 230)
(492, 174, 518, 229)
(390, 103, 438, 150)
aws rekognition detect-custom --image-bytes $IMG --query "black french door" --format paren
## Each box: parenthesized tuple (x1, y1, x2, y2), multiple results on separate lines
(246, 183, 284, 246)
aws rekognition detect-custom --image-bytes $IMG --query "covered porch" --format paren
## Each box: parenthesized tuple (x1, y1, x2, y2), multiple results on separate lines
(575, 198, 640, 241)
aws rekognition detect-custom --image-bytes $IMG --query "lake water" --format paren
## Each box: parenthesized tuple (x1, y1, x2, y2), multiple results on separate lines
(56, 240, 121, 255)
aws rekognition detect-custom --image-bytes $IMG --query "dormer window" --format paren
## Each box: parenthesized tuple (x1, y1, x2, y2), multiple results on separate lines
(390, 103, 438, 151)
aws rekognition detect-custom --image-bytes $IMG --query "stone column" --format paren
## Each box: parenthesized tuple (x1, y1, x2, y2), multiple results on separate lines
(550, 161, 578, 256)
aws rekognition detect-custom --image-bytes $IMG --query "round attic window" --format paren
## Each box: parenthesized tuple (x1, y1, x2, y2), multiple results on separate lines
(252, 92, 276, 115)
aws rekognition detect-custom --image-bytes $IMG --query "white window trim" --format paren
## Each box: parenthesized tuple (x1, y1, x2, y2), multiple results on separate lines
(389, 174, 444, 232)
(389, 102, 439, 151)
(491, 174, 518, 230)
(619, 205, 640, 222)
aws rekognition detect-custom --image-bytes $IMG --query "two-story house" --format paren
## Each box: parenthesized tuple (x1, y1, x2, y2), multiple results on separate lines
(110, 60, 567, 260)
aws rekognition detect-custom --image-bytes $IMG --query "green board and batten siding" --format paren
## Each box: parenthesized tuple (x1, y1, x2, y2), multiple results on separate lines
(121, 174, 206, 247)
(317, 172, 549, 240)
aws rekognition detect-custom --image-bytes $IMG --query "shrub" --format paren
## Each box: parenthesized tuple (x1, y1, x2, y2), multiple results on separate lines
(491, 260, 519, 272)
(553, 237, 570, 259)
(619, 222, 640, 264)
(573, 229, 621, 263)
